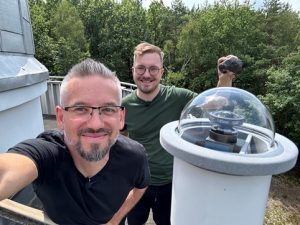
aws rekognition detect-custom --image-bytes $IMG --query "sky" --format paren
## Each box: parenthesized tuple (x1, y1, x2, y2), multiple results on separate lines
(142, 0, 300, 12)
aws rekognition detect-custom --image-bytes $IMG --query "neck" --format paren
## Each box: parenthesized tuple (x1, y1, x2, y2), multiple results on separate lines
(137, 85, 160, 102)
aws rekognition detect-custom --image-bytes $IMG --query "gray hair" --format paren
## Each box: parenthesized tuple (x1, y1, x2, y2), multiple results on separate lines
(60, 58, 122, 105)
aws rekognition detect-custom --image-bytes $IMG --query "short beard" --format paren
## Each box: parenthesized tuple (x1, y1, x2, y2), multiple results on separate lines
(64, 128, 116, 162)
(74, 141, 113, 162)
(136, 79, 159, 95)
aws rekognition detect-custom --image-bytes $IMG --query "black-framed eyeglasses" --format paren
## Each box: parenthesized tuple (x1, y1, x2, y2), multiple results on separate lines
(62, 105, 124, 120)
(133, 65, 162, 76)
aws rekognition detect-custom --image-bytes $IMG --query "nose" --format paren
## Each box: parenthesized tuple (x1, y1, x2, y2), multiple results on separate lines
(87, 109, 105, 127)
(143, 68, 151, 77)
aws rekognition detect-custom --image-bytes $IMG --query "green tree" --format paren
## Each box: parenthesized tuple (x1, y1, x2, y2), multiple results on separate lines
(146, 0, 191, 85)
(77, 0, 116, 60)
(259, 46, 300, 145)
(162, 71, 186, 87)
(146, 1, 171, 47)
(50, 0, 89, 75)
(262, 0, 300, 52)
(163, 0, 190, 71)
(29, 0, 57, 72)
(105, 0, 147, 82)
(78, 0, 146, 82)
(247, 0, 300, 96)
(177, 2, 266, 93)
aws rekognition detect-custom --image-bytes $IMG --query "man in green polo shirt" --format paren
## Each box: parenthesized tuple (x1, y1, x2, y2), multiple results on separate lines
(122, 42, 238, 225)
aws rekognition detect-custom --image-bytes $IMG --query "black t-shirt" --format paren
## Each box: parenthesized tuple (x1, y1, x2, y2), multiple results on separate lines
(9, 130, 150, 225)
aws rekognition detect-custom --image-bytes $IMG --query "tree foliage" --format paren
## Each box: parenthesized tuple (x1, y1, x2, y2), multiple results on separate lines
(260, 51, 300, 143)
(29, 0, 89, 75)
(50, 0, 90, 75)
(105, 0, 147, 82)
(177, 2, 266, 92)
(29, 1, 57, 72)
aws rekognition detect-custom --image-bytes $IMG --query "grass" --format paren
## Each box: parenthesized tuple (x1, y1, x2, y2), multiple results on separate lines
(264, 166, 300, 225)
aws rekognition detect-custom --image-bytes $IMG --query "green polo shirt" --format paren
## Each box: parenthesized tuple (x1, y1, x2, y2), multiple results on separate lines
(122, 85, 196, 185)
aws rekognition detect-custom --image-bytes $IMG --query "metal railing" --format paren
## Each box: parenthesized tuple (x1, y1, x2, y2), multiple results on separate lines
(40, 76, 136, 115)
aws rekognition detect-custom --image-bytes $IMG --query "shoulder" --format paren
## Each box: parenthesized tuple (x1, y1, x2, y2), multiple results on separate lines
(160, 85, 196, 98)
(122, 91, 137, 105)
(9, 130, 66, 159)
(37, 129, 65, 145)
(35, 130, 66, 153)
(164, 85, 194, 94)
(114, 135, 146, 157)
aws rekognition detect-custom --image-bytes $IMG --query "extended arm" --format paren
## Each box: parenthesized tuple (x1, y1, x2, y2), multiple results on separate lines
(0, 153, 38, 200)
(201, 55, 241, 109)
(217, 55, 240, 87)
(105, 187, 147, 225)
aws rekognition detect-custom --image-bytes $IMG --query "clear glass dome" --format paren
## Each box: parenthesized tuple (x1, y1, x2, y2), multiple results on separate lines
(177, 87, 275, 154)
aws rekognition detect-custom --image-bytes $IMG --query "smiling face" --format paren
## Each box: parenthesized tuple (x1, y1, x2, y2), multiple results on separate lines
(133, 52, 164, 101)
(56, 75, 125, 162)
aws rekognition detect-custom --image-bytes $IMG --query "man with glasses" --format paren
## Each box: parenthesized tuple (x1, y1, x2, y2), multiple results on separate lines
(0, 59, 150, 225)
(122, 42, 238, 225)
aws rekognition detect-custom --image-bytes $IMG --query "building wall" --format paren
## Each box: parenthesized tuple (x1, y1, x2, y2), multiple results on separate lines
(0, 0, 34, 54)
(0, 0, 49, 154)
(0, 2, 48, 222)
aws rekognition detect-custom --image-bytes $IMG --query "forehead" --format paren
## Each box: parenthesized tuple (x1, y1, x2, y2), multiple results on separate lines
(135, 52, 162, 66)
(64, 75, 119, 105)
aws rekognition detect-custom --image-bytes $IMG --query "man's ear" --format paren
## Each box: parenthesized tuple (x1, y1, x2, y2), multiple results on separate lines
(56, 106, 64, 130)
